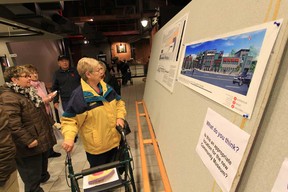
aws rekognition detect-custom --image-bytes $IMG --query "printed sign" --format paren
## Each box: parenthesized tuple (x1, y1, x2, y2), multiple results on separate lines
(196, 108, 250, 192)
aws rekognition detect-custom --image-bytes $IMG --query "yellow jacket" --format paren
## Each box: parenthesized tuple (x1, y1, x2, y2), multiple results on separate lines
(61, 79, 126, 154)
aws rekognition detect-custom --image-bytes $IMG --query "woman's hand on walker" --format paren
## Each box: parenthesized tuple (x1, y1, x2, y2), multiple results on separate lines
(116, 118, 125, 128)
(62, 140, 74, 152)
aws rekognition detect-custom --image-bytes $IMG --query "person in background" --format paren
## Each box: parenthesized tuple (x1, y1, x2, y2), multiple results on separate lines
(107, 61, 116, 74)
(61, 57, 127, 168)
(25, 64, 61, 158)
(51, 55, 81, 111)
(120, 59, 133, 86)
(98, 60, 107, 80)
(0, 66, 57, 192)
(144, 56, 150, 76)
(143, 56, 150, 82)
(0, 108, 18, 192)
(115, 57, 122, 74)
(99, 60, 121, 95)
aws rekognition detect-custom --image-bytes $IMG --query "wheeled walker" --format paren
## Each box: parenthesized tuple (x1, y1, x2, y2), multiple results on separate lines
(65, 125, 137, 192)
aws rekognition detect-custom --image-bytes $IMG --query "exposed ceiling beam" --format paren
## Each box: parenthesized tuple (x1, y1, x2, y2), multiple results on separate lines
(103, 30, 140, 36)
(70, 12, 156, 23)
(0, 0, 76, 4)
(0, 16, 62, 41)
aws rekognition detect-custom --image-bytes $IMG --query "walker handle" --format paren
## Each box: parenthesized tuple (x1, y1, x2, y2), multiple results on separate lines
(116, 125, 126, 142)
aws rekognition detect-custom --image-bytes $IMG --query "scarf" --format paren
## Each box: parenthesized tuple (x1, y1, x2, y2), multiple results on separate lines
(5, 82, 43, 107)
(30, 81, 47, 100)
(30, 80, 52, 115)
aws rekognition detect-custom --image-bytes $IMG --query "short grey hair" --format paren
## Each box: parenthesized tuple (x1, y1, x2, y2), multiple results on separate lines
(77, 57, 101, 81)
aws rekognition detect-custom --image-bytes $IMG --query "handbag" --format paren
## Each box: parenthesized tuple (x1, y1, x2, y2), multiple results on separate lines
(122, 119, 131, 135)
(53, 123, 63, 140)
(114, 120, 131, 174)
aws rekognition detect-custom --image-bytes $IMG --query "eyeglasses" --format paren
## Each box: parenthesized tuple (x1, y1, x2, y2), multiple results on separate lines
(18, 75, 31, 78)
(93, 67, 104, 73)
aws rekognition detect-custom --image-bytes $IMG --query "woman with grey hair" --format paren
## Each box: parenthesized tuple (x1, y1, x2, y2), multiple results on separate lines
(61, 57, 127, 168)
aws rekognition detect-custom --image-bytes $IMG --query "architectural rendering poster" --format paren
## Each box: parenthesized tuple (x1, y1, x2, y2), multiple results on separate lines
(155, 13, 188, 92)
(196, 108, 250, 192)
(177, 19, 282, 118)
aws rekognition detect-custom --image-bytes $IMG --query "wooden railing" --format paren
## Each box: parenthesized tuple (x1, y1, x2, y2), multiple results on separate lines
(135, 100, 172, 192)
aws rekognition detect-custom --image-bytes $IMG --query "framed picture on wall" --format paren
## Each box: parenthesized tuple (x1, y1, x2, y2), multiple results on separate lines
(116, 44, 127, 53)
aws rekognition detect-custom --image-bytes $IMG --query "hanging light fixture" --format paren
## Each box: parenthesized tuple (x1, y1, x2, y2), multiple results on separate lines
(141, 18, 148, 27)
(83, 39, 89, 44)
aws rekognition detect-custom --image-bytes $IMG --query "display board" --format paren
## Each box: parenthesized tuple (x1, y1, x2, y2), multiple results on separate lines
(155, 13, 188, 92)
(177, 20, 282, 118)
(143, 0, 288, 191)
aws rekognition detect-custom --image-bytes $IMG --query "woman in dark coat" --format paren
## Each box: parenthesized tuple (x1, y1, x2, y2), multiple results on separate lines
(0, 108, 17, 191)
(0, 66, 56, 192)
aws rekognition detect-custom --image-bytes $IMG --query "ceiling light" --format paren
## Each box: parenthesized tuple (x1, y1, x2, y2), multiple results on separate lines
(141, 18, 148, 27)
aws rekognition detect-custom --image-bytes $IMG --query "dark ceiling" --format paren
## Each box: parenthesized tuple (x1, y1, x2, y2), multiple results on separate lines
(0, 0, 191, 42)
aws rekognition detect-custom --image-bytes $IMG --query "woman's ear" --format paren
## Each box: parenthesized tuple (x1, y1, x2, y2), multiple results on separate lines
(11, 77, 18, 84)
(85, 71, 91, 79)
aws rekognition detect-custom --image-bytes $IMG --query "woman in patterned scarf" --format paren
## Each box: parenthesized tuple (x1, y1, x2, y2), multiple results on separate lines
(0, 66, 56, 192)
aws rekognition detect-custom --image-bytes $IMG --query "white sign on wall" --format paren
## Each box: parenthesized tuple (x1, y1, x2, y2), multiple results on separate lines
(155, 13, 188, 92)
(196, 108, 250, 192)
(271, 158, 288, 192)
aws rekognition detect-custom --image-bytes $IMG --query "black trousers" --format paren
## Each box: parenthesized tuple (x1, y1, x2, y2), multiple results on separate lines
(16, 151, 49, 192)
(86, 147, 118, 168)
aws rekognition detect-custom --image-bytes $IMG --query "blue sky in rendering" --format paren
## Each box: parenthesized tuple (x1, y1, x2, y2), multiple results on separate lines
(185, 29, 267, 57)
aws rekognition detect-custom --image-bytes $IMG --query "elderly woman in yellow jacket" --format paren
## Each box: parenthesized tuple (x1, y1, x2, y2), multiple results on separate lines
(61, 57, 126, 167)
